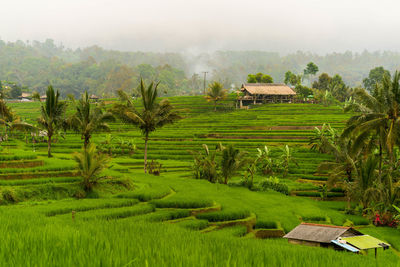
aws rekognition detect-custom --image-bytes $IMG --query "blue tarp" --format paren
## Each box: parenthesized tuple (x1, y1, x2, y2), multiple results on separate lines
(331, 240, 360, 253)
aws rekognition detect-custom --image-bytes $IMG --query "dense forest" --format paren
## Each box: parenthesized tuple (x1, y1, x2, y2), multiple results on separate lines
(1, 39, 400, 97)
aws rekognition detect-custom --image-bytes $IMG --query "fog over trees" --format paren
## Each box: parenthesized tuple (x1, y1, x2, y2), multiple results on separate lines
(1, 39, 400, 97)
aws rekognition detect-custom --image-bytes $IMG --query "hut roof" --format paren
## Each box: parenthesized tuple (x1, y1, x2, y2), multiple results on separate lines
(241, 83, 296, 95)
(342, 235, 390, 250)
(21, 93, 31, 98)
(283, 223, 361, 244)
(89, 94, 99, 99)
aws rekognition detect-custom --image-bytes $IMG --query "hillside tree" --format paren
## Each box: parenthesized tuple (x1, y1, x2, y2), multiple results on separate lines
(112, 79, 180, 173)
(37, 85, 67, 157)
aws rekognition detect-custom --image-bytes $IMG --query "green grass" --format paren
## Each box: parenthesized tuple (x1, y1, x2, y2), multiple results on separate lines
(196, 208, 251, 222)
(0, 99, 397, 266)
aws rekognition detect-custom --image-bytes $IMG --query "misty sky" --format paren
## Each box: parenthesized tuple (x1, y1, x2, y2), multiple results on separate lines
(1, 0, 399, 54)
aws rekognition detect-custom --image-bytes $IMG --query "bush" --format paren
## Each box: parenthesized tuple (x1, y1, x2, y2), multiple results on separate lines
(1, 189, 18, 203)
(301, 215, 327, 222)
(258, 177, 289, 195)
(151, 198, 213, 209)
(255, 220, 278, 229)
(196, 209, 250, 222)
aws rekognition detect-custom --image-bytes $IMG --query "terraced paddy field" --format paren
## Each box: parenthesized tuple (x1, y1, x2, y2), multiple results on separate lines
(1, 97, 399, 266)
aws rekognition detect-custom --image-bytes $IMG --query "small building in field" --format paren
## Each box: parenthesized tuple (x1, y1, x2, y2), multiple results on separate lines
(40, 95, 47, 101)
(284, 223, 390, 256)
(237, 83, 296, 107)
(89, 94, 99, 101)
(18, 92, 33, 102)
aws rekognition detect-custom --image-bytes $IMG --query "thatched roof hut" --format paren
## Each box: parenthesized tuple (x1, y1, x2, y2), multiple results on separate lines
(284, 223, 361, 245)
(89, 94, 99, 100)
(21, 93, 32, 98)
(238, 83, 296, 107)
(241, 83, 296, 96)
(284, 223, 390, 255)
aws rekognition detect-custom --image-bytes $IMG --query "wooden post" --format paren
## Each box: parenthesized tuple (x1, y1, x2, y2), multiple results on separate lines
(375, 248, 377, 259)
(72, 210, 76, 221)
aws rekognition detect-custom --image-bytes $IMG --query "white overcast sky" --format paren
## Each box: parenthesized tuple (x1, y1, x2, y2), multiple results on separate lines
(0, 0, 399, 54)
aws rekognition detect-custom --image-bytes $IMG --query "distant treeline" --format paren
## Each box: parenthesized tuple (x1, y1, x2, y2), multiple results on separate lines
(1, 39, 400, 97)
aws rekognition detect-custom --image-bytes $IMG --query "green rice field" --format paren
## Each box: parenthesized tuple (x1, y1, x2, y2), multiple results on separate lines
(0, 97, 399, 266)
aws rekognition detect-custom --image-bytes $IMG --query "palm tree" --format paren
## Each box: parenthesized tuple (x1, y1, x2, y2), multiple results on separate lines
(318, 137, 360, 209)
(205, 82, 227, 111)
(32, 91, 41, 102)
(220, 144, 248, 184)
(0, 99, 36, 141)
(112, 79, 180, 173)
(73, 143, 109, 192)
(343, 72, 400, 175)
(69, 91, 114, 148)
(37, 85, 67, 157)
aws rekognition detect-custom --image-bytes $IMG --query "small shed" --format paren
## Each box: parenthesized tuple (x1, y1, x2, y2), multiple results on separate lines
(238, 83, 296, 107)
(20, 93, 32, 99)
(89, 94, 99, 101)
(40, 95, 47, 101)
(284, 223, 390, 256)
(283, 223, 361, 248)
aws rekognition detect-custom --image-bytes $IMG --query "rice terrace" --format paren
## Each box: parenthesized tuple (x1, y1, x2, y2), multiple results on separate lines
(0, 75, 398, 266)
(2, 1, 400, 266)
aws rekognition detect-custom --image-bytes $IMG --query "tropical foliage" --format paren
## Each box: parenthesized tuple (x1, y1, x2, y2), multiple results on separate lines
(204, 82, 227, 111)
(69, 91, 114, 148)
(37, 85, 67, 157)
(73, 143, 110, 192)
(112, 79, 180, 172)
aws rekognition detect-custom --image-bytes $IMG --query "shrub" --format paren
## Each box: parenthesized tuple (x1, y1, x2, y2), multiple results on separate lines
(73, 144, 110, 192)
(1, 189, 18, 203)
(258, 177, 289, 195)
(255, 220, 278, 229)
(196, 209, 250, 222)
(301, 215, 327, 222)
(151, 198, 213, 209)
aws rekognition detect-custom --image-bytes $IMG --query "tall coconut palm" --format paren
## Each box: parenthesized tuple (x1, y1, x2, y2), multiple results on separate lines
(37, 85, 67, 157)
(112, 79, 180, 173)
(343, 72, 400, 174)
(205, 82, 227, 111)
(69, 91, 114, 148)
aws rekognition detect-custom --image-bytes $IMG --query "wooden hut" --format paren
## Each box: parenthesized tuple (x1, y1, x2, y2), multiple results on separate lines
(284, 223, 361, 248)
(284, 223, 390, 256)
(89, 94, 99, 101)
(237, 83, 296, 107)
(40, 94, 47, 101)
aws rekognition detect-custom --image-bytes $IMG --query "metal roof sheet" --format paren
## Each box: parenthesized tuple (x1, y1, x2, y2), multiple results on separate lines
(331, 240, 360, 253)
(342, 235, 391, 250)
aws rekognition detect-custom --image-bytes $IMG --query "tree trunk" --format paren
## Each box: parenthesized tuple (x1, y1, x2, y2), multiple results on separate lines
(378, 143, 382, 180)
(214, 101, 217, 111)
(48, 134, 52, 158)
(144, 132, 149, 173)
(84, 134, 90, 149)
